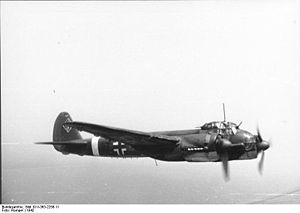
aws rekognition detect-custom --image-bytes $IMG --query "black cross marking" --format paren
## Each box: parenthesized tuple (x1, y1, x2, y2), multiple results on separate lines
(113, 141, 127, 155)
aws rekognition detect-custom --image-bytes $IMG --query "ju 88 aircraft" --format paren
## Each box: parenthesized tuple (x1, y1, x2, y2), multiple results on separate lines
(37, 104, 270, 180)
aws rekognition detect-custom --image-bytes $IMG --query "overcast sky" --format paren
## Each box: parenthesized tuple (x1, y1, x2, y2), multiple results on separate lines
(2, 1, 300, 204)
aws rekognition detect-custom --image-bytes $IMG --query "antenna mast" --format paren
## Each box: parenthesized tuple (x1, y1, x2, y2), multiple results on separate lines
(223, 103, 226, 122)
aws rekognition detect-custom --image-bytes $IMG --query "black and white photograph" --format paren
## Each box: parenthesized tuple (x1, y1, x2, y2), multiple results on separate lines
(1, 0, 300, 205)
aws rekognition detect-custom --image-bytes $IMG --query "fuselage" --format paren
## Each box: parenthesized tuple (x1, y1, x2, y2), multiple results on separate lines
(57, 127, 258, 162)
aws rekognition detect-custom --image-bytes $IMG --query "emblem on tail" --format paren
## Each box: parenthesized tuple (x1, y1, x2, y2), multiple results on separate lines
(63, 117, 72, 133)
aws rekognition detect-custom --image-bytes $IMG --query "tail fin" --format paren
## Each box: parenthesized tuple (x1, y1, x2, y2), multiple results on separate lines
(52, 112, 82, 153)
(53, 112, 82, 141)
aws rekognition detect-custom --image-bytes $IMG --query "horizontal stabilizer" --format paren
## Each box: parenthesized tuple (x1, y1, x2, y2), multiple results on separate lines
(35, 139, 88, 146)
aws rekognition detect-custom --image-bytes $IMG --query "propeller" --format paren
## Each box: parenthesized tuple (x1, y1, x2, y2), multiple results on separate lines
(220, 151, 229, 181)
(216, 138, 232, 181)
(216, 137, 246, 181)
(255, 126, 270, 175)
(258, 151, 265, 174)
(256, 126, 263, 143)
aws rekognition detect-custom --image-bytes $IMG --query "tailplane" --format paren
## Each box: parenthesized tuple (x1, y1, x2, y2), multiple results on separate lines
(36, 112, 88, 155)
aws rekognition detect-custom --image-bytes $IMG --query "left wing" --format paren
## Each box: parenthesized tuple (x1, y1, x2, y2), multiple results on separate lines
(64, 121, 179, 148)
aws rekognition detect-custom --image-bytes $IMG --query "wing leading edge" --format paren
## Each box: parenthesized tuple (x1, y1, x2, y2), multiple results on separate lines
(64, 121, 179, 148)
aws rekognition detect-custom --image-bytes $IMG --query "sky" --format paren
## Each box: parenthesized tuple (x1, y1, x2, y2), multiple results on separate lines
(1, 1, 300, 204)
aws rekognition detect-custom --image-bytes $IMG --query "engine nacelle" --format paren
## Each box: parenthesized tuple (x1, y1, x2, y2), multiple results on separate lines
(180, 132, 219, 162)
(180, 132, 218, 149)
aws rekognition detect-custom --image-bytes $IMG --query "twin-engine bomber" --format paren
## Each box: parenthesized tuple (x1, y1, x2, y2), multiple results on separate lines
(36, 105, 270, 180)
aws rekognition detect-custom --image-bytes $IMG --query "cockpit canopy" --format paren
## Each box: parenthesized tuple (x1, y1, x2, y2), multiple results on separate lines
(201, 121, 237, 130)
(200, 121, 238, 135)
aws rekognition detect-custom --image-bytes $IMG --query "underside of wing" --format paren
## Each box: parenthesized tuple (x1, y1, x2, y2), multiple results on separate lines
(64, 121, 179, 148)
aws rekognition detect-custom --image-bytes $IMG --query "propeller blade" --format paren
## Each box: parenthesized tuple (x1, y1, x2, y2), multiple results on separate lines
(220, 151, 230, 181)
(256, 126, 263, 143)
(216, 138, 231, 181)
(255, 126, 270, 175)
(258, 151, 265, 175)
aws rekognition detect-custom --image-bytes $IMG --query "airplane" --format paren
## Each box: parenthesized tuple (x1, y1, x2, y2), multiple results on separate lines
(36, 104, 270, 181)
